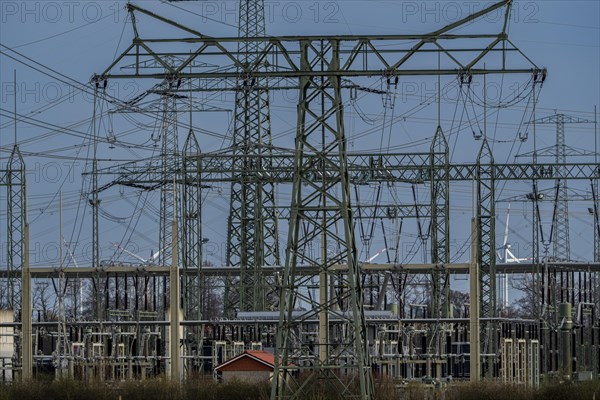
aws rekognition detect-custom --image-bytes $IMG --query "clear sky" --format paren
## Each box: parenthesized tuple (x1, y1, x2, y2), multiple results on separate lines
(0, 1, 599, 303)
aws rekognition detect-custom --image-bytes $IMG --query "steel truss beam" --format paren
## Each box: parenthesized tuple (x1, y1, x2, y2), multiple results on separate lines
(277, 204, 432, 220)
(0, 316, 541, 329)
(90, 154, 599, 186)
(98, 0, 538, 84)
(4, 261, 600, 280)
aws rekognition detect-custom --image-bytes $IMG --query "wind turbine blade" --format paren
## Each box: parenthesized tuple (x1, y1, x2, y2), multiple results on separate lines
(151, 242, 172, 262)
(63, 238, 79, 269)
(506, 248, 520, 263)
(151, 249, 162, 261)
(112, 243, 147, 263)
(502, 204, 510, 247)
(366, 248, 387, 263)
(496, 250, 503, 262)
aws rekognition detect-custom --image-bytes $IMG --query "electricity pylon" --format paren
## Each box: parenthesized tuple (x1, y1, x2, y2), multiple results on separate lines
(225, 0, 280, 315)
(98, 0, 542, 393)
(529, 113, 595, 261)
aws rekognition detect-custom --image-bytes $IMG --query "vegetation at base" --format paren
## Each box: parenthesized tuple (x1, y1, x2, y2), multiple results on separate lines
(445, 380, 600, 400)
(0, 378, 599, 400)
(0, 377, 270, 400)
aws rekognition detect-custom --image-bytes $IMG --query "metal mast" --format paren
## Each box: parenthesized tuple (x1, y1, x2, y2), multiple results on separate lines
(554, 115, 569, 261)
(6, 71, 25, 313)
(90, 83, 102, 319)
(430, 126, 450, 318)
(182, 127, 204, 373)
(595, 108, 599, 264)
(225, 0, 280, 315)
(3, 71, 27, 377)
(159, 83, 180, 268)
(6, 145, 24, 312)
(476, 138, 496, 377)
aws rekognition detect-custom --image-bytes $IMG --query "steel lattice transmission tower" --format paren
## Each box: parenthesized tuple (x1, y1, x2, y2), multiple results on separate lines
(272, 41, 374, 400)
(531, 113, 594, 261)
(225, 0, 280, 315)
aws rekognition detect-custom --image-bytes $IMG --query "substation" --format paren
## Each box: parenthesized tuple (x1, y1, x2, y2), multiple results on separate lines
(0, 1, 599, 399)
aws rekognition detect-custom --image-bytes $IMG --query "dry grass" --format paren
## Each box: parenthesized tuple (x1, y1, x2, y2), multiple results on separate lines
(0, 378, 598, 400)
(0, 378, 269, 400)
(446, 381, 535, 400)
(446, 379, 600, 400)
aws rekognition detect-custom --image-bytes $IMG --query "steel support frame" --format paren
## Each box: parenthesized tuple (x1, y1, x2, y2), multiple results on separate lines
(552, 115, 570, 261)
(91, 154, 600, 185)
(476, 139, 497, 378)
(429, 129, 450, 313)
(6, 145, 25, 312)
(272, 39, 374, 400)
(159, 91, 179, 268)
(99, 1, 537, 84)
(181, 130, 204, 374)
(427, 126, 450, 373)
(89, 86, 103, 320)
(3, 145, 26, 378)
(595, 179, 600, 264)
(225, 0, 279, 316)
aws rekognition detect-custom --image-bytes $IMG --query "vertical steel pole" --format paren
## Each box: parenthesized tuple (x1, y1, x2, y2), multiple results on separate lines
(21, 224, 31, 380)
(170, 220, 180, 380)
(470, 218, 480, 382)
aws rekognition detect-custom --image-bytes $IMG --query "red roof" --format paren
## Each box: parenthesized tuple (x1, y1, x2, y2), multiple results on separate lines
(214, 350, 276, 372)
(246, 350, 275, 365)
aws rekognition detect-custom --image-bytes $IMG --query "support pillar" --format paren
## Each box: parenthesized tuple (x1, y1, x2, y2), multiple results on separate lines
(476, 139, 497, 378)
(559, 302, 572, 379)
(170, 220, 181, 380)
(182, 129, 203, 374)
(21, 224, 31, 380)
(470, 219, 480, 382)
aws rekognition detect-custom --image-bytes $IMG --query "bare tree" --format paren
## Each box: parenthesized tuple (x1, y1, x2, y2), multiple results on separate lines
(32, 280, 55, 321)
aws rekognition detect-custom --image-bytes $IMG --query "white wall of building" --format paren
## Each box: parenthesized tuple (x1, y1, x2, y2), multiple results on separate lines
(0, 310, 14, 381)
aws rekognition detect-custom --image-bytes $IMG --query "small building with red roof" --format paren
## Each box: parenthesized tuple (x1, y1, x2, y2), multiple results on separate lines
(214, 350, 276, 383)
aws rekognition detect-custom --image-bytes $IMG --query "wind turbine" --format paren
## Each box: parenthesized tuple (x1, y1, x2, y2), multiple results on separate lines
(111, 243, 167, 266)
(496, 204, 531, 309)
(497, 204, 531, 264)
